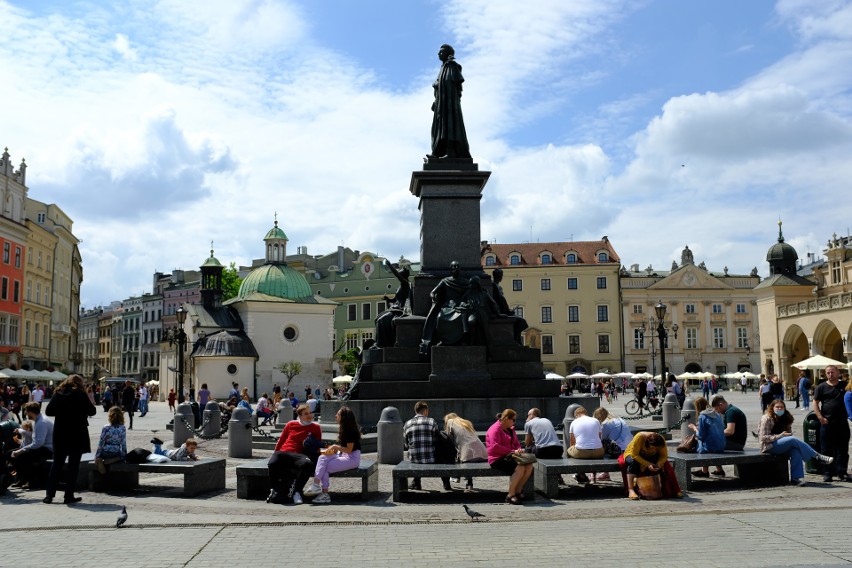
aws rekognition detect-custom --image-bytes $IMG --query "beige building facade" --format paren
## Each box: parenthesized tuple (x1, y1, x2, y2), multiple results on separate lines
(756, 229, 851, 390)
(22, 217, 56, 369)
(621, 246, 760, 380)
(481, 239, 622, 375)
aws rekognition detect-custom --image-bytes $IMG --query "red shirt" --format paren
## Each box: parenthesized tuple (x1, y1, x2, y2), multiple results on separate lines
(274, 420, 322, 453)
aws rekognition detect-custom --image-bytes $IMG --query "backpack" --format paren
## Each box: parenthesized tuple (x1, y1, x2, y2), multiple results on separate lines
(125, 448, 151, 464)
(434, 431, 457, 464)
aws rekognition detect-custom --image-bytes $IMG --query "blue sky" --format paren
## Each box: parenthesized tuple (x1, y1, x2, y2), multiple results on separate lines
(1, 0, 850, 307)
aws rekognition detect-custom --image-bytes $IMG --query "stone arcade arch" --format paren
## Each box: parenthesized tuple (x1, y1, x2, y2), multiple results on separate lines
(813, 319, 845, 363)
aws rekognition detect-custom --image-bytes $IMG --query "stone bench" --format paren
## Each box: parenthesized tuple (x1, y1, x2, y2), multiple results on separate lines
(392, 461, 534, 502)
(669, 448, 789, 490)
(235, 458, 378, 500)
(534, 457, 625, 498)
(89, 456, 226, 497)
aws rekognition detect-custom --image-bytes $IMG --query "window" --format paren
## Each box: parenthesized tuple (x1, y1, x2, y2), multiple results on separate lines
(347, 304, 357, 321)
(227, 364, 238, 375)
(513, 306, 524, 318)
(37, 252, 42, 268)
(542, 335, 553, 355)
(35, 323, 40, 347)
(283, 326, 298, 342)
(362, 303, 371, 320)
(567, 278, 577, 290)
(541, 306, 552, 323)
(598, 252, 608, 262)
(596, 276, 607, 289)
(633, 304, 643, 314)
(0, 277, 6, 300)
(712, 304, 723, 314)
(485, 256, 495, 266)
(540, 278, 551, 291)
(569, 335, 580, 354)
(686, 328, 698, 349)
(568, 305, 579, 322)
(566, 253, 577, 264)
(345, 332, 359, 351)
(36, 212, 46, 223)
(598, 334, 610, 353)
(713, 327, 725, 349)
(2, 243, 8, 264)
(597, 305, 608, 322)
(831, 261, 841, 284)
(510, 254, 521, 265)
(14, 247, 20, 268)
(377, 301, 387, 314)
(685, 304, 696, 314)
(512, 279, 522, 292)
(736, 327, 748, 348)
(541, 254, 551, 265)
(736, 303, 746, 314)
(634, 328, 645, 349)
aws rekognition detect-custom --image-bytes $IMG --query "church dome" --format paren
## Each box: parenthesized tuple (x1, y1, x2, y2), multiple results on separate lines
(236, 263, 313, 300)
(264, 224, 288, 241)
(766, 221, 798, 276)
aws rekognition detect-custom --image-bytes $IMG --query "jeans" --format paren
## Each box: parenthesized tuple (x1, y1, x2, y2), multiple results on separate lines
(138, 399, 148, 416)
(766, 436, 817, 480)
(801, 392, 810, 409)
(314, 450, 360, 489)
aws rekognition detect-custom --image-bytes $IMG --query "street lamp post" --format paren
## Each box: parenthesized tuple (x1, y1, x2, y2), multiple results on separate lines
(653, 301, 678, 382)
(167, 307, 188, 404)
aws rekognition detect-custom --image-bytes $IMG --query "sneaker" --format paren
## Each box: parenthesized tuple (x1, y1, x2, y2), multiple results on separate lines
(574, 473, 590, 484)
(791, 478, 807, 486)
(303, 483, 322, 497)
(150, 437, 164, 445)
(823, 474, 833, 482)
(815, 454, 835, 465)
(312, 492, 331, 504)
(292, 492, 303, 505)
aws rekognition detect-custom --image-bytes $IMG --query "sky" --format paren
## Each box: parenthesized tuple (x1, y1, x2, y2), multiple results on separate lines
(1, 0, 851, 308)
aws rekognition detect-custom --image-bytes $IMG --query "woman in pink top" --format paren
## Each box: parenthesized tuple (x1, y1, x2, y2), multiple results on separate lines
(486, 408, 533, 505)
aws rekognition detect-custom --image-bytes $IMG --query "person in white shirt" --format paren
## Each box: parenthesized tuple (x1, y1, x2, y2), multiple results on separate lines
(31, 385, 44, 404)
(567, 407, 604, 458)
(138, 385, 149, 417)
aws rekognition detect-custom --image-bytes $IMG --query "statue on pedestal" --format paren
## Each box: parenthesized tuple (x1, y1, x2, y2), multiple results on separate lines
(420, 261, 470, 355)
(427, 44, 471, 161)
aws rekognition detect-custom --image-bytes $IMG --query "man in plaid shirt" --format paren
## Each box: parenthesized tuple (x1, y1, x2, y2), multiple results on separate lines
(404, 401, 439, 490)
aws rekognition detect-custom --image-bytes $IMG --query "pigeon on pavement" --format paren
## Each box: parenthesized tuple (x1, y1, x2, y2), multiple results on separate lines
(116, 505, 128, 528)
(463, 505, 485, 521)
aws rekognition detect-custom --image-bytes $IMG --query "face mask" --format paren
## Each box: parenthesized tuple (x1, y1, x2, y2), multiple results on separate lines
(299, 418, 312, 425)
(774, 409, 785, 416)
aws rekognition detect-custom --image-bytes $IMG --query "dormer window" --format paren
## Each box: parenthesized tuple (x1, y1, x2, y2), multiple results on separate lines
(485, 255, 496, 266)
(598, 252, 609, 262)
(510, 254, 521, 265)
(541, 253, 552, 265)
(566, 253, 577, 264)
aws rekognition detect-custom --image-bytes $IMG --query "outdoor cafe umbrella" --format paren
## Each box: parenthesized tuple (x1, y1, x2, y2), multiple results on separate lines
(565, 372, 589, 380)
(332, 375, 354, 384)
(545, 372, 564, 380)
(792, 355, 847, 370)
(590, 372, 611, 379)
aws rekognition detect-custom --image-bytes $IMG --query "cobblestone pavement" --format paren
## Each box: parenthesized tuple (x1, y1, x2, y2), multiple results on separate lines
(2, 391, 850, 567)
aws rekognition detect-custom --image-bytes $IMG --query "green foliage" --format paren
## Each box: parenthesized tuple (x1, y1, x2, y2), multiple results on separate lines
(221, 262, 242, 301)
(277, 360, 303, 389)
(338, 348, 360, 376)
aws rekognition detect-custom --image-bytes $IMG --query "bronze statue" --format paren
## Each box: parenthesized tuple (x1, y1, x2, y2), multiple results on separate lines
(420, 260, 470, 354)
(459, 275, 501, 347)
(374, 260, 411, 348)
(428, 44, 471, 160)
(492, 268, 528, 345)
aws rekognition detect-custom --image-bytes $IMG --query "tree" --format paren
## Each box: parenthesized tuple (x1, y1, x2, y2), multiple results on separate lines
(338, 348, 360, 376)
(221, 262, 242, 301)
(277, 360, 303, 391)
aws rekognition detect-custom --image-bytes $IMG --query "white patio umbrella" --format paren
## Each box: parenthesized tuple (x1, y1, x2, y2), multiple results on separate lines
(590, 372, 611, 379)
(332, 375, 353, 384)
(565, 372, 589, 380)
(632, 372, 652, 379)
(742, 372, 760, 379)
(544, 372, 564, 380)
(613, 372, 635, 378)
(792, 355, 847, 370)
(676, 372, 695, 380)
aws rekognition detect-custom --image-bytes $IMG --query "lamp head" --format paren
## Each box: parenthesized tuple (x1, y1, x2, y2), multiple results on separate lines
(176, 306, 187, 325)
(654, 301, 666, 320)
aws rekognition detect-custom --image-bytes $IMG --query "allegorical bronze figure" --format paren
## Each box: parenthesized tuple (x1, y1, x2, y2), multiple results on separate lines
(429, 44, 471, 160)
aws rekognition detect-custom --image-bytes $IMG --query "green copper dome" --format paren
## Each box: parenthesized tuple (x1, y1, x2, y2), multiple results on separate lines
(264, 222, 288, 241)
(202, 250, 223, 268)
(236, 263, 312, 300)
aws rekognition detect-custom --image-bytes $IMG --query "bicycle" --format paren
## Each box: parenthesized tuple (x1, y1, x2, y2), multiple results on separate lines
(624, 393, 660, 416)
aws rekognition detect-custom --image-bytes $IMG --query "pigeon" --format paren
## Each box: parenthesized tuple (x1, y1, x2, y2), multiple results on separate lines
(463, 505, 485, 521)
(116, 505, 128, 528)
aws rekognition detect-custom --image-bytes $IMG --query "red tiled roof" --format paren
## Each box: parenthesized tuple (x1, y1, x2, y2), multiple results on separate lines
(481, 240, 620, 266)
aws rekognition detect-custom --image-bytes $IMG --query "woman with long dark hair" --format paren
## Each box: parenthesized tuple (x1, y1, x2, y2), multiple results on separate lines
(759, 399, 833, 486)
(43, 374, 96, 504)
(303, 406, 361, 504)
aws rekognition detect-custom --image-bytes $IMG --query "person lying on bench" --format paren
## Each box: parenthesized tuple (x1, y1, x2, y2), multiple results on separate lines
(152, 437, 198, 461)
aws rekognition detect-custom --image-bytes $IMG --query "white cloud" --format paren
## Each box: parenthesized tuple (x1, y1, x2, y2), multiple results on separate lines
(113, 33, 136, 60)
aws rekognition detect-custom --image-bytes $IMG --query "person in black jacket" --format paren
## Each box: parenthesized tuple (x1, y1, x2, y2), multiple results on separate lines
(43, 374, 96, 504)
(121, 381, 136, 430)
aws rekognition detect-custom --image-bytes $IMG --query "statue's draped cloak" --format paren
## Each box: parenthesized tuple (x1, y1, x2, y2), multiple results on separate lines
(431, 58, 470, 158)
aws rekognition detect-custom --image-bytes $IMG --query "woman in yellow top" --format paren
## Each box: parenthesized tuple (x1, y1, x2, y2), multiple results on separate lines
(620, 431, 682, 499)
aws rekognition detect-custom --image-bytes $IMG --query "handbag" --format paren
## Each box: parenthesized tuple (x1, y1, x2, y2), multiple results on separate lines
(634, 473, 662, 500)
(601, 438, 622, 458)
(676, 433, 698, 453)
(510, 452, 537, 465)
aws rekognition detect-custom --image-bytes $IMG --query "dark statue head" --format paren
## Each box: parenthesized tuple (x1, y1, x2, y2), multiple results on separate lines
(450, 261, 460, 277)
(470, 275, 481, 290)
(492, 268, 503, 284)
(438, 44, 455, 61)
